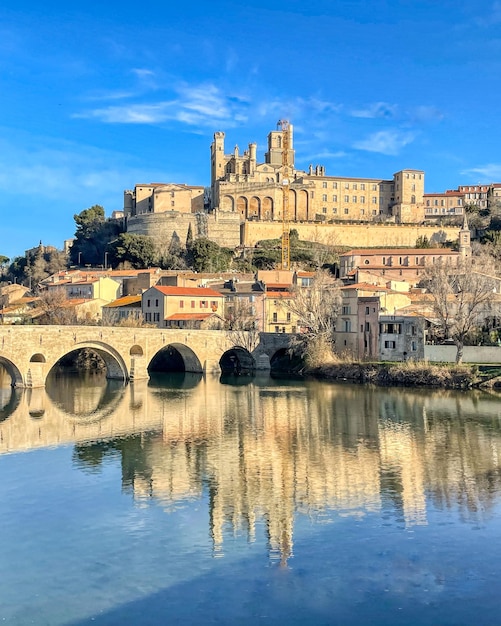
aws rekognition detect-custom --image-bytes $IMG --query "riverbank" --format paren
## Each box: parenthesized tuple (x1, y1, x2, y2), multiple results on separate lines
(303, 360, 492, 390)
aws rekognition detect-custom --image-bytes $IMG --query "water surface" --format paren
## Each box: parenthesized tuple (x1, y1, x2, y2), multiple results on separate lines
(1, 371, 501, 625)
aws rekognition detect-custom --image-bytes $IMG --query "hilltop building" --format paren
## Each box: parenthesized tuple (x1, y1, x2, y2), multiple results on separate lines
(210, 125, 426, 224)
(122, 122, 500, 251)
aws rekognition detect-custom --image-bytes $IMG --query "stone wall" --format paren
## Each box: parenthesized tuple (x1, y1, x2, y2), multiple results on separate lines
(127, 211, 241, 251)
(243, 221, 460, 248)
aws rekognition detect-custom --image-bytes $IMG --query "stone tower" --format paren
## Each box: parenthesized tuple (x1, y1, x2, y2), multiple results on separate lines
(458, 213, 471, 258)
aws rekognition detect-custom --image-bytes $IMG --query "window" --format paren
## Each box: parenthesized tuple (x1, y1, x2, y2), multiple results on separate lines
(180, 300, 184, 308)
(275, 326, 280, 333)
(322, 182, 327, 188)
(153, 312, 160, 322)
(384, 340, 396, 349)
(147, 299, 151, 307)
(287, 312, 291, 322)
(360, 183, 365, 190)
(352, 196, 357, 203)
(360, 196, 365, 203)
(333, 182, 338, 189)
(345, 182, 350, 189)
(365, 322, 370, 331)
(273, 312, 278, 322)
(343, 320, 351, 332)
(333, 194, 337, 202)
(322, 207, 327, 213)
(344, 195, 349, 202)
(333, 207, 338, 214)
(145, 312, 152, 322)
(372, 197, 377, 204)
(372, 184, 377, 191)
(191, 301, 195, 308)
(344, 208, 349, 214)
(200, 300, 208, 308)
(365, 306, 370, 314)
(353, 183, 357, 190)
(342, 305, 351, 315)
(155, 299, 159, 307)
(322, 194, 327, 201)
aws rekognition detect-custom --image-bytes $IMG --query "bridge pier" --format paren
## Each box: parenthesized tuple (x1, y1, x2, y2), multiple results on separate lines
(129, 357, 149, 382)
(23, 363, 47, 388)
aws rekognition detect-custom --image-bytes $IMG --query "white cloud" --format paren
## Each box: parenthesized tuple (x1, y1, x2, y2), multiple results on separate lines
(461, 163, 501, 181)
(353, 130, 416, 156)
(351, 102, 398, 119)
(75, 82, 250, 128)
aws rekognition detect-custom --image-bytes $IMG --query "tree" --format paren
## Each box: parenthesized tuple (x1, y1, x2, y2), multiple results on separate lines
(186, 223, 194, 250)
(189, 238, 232, 272)
(281, 270, 342, 366)
(424, 256, 498, 363)
(225, 298, 261, 354)
(108, 233, 157, 269)
(70, 205, 123, 266)
(36, 288, 77, 325)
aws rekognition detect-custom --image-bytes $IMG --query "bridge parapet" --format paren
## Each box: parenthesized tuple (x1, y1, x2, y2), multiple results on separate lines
(0, 326, 292, 387)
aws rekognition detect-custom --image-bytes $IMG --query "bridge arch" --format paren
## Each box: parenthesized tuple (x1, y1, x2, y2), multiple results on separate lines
(49, 342, 129, 383)
(0, 357, 24, 387)
(219, 347, 256, 375)
(148, 343, 203, 373)
(30, 353, 46, 363)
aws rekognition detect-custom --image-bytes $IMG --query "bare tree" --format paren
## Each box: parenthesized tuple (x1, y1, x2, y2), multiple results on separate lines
(36, 288, 77, 325)
(424, 255, 499, 363)
(281, 270, 342, 366)
(225, 297, 260, 353)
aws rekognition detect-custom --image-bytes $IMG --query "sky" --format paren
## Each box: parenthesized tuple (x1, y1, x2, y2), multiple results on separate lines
(1, 0, 501, 260)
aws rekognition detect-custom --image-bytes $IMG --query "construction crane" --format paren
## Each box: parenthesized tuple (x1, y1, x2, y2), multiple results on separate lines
(277, 119, 291, 270)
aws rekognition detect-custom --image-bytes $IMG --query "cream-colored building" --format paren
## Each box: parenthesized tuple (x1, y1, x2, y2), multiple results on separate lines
(124, 182, 205, 217)
(142, 285, 225, 329)
(210, 125, 425, 224)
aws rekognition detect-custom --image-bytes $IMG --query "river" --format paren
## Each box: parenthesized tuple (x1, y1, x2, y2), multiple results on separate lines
(1, 368, 501, 625)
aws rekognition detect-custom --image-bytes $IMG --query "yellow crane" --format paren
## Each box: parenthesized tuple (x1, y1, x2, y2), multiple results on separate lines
(277, 119, 291, 270)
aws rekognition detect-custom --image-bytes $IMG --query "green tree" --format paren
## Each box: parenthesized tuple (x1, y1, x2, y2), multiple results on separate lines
(189, 238, 232, 272)
(415, 235, 431, 248)
(186, 223, 194, 250)
(108, 233, 157, 269)
(70, 205, 123, 266)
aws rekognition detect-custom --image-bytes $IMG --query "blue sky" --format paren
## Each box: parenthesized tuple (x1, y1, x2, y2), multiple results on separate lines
(1, 0, 501, 260)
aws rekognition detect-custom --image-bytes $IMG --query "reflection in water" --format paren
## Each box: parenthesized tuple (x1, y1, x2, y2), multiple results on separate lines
(46, 371, 125, 422)
(3, 374, 501, 567)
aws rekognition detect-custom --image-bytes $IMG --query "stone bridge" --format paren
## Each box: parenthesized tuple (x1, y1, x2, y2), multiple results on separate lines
(0, 326, 292, 387)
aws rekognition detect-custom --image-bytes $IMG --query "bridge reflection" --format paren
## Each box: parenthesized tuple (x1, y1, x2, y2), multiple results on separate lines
(2, 372, 501, 565)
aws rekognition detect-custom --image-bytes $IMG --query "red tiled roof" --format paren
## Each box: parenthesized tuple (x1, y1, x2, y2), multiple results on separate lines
(340, 248, 458, 256)
(265, 291, 292, 297)
(165, 313, 215, 321)
(103, 296, 142, 308)
(152, 286, 224, 298)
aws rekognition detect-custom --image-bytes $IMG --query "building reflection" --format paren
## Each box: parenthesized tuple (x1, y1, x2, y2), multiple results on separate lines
(2, 371, 501, 563)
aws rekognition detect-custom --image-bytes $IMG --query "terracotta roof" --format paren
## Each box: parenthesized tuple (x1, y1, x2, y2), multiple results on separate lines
(165, 313, 215, 321)
(152, 286, 224, 298)
(340, 248, 458, 256)
(265, 291, 293, 297)
(103, 296, 142, 308)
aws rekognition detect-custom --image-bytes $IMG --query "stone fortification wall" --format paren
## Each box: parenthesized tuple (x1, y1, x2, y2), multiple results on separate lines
(127, 211, 240, 251)
(243, 221, 460, 248)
